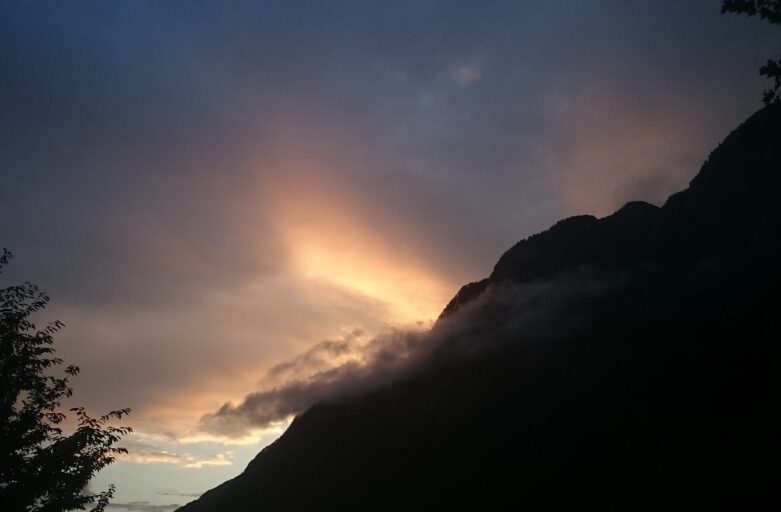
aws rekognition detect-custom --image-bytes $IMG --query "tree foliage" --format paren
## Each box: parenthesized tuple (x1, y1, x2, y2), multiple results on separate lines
(722, 0, 781, 105)
(0, 249, 131, 512)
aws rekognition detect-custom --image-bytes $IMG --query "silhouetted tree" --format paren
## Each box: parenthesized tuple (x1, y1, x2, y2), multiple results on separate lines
(722, 0, 781, 104)
(0, 249, 131, 512)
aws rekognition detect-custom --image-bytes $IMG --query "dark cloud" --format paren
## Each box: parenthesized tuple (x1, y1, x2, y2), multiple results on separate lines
(200, 268, 624, 437)
(199, 328, 428, 437)
(266, 329, 366, 379)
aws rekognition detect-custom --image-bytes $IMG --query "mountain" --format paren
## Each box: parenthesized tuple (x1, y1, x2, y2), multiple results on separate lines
(178, 105, 781, 511)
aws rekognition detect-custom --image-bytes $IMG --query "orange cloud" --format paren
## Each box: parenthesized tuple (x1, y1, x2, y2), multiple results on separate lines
(119, 449, 232, 469)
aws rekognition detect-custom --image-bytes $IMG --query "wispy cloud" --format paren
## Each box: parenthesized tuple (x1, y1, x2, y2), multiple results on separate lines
(108, 502, 179, 512)
(199, 269, 623, 438)
(117, 438, 233, 469)
(157, 490, 202, 498)
(452, 63, 481, 88)
(120, 450, 231, 469)
(199, 327, 430, 438)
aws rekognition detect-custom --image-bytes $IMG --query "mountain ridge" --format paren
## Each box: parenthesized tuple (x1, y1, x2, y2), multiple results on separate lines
(178, 104, 780, 511)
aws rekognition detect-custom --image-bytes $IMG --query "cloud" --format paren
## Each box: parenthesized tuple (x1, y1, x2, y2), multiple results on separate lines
(120, 450, 231, 469)
(266, 329, 366, 379)
(452, 63, 481, 88)
(108, 502, 179, 512)
(200, 268, 625, 438)
(199, 328, 430, 437)
(157, 490, 203, 498)
(117, 438, 232, 469)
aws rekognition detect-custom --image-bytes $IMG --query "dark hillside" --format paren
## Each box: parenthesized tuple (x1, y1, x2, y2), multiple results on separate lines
(179, 105, 781, 511)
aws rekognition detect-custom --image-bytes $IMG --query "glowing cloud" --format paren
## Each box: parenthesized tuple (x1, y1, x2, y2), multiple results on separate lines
(119, 449, 232, 470)
(452, 63, 482, 88)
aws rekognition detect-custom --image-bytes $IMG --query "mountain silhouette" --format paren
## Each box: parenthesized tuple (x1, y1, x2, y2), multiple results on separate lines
(178, 104, 780, 511)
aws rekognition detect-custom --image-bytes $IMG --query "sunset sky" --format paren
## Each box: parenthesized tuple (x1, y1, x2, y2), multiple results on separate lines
(1, 1, 778, 510)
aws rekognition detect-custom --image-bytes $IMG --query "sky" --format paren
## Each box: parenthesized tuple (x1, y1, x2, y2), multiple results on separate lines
(1, 1, 779, 510)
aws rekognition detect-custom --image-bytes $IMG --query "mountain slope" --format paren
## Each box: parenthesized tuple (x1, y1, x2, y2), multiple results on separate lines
(178, 105, 781, 511)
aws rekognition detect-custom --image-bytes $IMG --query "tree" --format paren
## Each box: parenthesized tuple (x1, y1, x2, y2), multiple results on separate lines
(722, 0, 781, 105)
(0, 249, 132, 512)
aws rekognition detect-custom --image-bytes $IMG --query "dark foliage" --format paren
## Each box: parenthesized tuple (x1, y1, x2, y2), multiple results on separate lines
(722, 0, 781, 104)
(0, 251, 132, 512)
(178, 103, 781, 511)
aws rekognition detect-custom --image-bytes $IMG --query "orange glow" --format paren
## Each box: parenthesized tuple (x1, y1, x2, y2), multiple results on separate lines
(103, 136, 460, 441)
(553, 80, 703, 217)
(248, 149, 453, 325)
(286, 225, 449, 324)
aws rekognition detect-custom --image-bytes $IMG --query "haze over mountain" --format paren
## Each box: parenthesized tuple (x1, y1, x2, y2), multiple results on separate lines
(177, 102, 781, 510)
